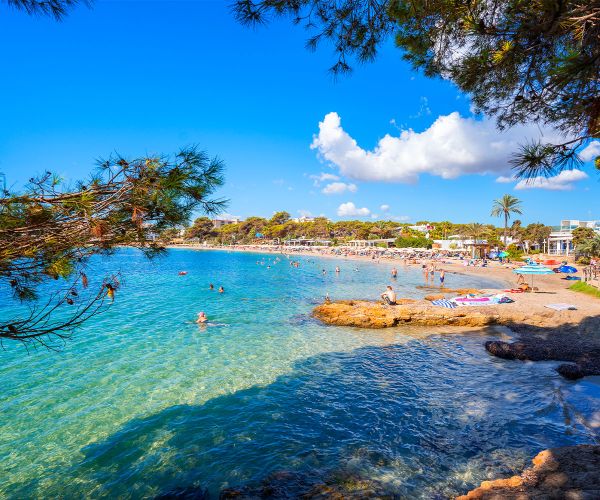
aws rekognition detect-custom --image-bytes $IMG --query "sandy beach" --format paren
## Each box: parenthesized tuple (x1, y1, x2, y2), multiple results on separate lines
(171, 243, 599, 329)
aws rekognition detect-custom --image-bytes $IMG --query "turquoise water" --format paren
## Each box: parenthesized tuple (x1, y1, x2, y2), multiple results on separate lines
(1, 249, 598, 498)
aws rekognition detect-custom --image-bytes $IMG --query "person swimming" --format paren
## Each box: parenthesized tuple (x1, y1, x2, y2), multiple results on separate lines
(391, 267, 398, 278)
(209, 283, 214, 290)
(196, 312, 207, 324)
(335, 266, 340, 273)
(218, 286, 224, 293)
(105, 283, 115, 301)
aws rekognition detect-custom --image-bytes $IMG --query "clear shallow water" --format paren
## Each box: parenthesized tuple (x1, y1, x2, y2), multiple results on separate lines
(1, 249, 598, 498)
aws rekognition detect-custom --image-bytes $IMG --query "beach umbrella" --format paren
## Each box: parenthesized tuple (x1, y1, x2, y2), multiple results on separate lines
(498, 251, 509, 258)
(544, 259, 561, 266)
(513, 264, 555, 290)
(558, 265, 577, 274)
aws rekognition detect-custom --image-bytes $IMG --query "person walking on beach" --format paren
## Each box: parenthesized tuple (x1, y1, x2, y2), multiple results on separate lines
(381, 285, 397, 305)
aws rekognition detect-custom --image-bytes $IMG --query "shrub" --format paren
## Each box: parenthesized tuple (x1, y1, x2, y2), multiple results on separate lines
(506, 244, 523, 260)
(394, 236, 432, 249)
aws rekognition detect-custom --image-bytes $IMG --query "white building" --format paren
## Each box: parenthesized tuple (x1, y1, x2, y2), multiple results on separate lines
(212, 216, 241, 229)
(292, 216, 316, 223)
(547, 220, 600, 256)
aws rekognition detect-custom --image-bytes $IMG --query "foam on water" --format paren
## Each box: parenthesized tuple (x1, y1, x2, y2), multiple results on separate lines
(1, 249, 598, 498)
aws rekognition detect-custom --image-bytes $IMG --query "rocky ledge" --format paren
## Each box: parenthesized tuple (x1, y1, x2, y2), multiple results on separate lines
(486, 335, 600, 380)
(457, 445, 600, 499)
(312, 300, 554, 330)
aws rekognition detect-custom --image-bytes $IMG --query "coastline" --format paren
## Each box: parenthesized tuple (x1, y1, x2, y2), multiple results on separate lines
(169, 244, 600, 379)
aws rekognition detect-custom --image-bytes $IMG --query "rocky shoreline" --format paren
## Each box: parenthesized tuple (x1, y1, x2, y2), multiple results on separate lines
(312, 297, 600, 379)
(457, 445, 600, 499)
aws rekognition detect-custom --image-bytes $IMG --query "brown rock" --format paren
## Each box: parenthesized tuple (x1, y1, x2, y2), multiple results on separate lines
(313, 300, 501, 329)
(457, 445, 600, 499)
(424, 294, 446, 301)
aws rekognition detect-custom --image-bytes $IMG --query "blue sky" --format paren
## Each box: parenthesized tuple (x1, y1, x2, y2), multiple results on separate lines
(0, 0, 597, 225)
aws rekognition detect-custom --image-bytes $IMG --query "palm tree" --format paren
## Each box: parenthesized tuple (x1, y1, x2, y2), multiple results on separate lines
(577, 236, 600, 258)
(491, 195, 523, 247)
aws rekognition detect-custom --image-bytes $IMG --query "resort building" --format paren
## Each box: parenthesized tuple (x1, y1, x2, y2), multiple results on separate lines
(284, 238, 332, 246)
(547, 220, 600, 256)
(292, 215, 316, 223)
(212, 216, 241, 229)
(347, 239, 396, 248)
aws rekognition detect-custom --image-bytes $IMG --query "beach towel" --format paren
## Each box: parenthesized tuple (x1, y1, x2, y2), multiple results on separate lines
(431, 299, 458, 309)
(455, 297, 491, 303)
(545, 303, 578, 311)
(454, 297, 498, 307)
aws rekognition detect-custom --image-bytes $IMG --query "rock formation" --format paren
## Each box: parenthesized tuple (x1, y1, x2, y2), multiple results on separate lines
(457, 445, 600, 499)
(312, 300, 549, 330)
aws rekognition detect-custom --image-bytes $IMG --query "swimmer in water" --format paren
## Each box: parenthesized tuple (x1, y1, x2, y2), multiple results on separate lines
(209, 283, 214, 290)
(196, 312, 207, 324)
(335, 266, 340, 273)
(105, 283, 115, 301)
(391, 267, 398, 278)
(218, 286, 224, 293)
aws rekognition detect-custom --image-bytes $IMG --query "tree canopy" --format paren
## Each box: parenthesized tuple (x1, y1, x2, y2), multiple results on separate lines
(4, 0, 88, 19)
(0, 146, 225, 346)
(233, 0, 600, 178)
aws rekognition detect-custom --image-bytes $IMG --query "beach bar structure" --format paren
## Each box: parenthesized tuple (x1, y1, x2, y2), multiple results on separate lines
(547, 220, 600, 256)
(284, 238, 332, 247)
(348, 238, 396, 248)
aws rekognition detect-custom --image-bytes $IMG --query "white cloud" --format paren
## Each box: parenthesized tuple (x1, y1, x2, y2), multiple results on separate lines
(580, 141, 600, 162)
(311, 111, 565, 184)
(380, 204, 390, 212)
(514, 169, 588, 191)
(495, 175, 516, 183)
(321, 182, 357, 195)
(337, 202, 371, 217)
(309, 172, 340, 186)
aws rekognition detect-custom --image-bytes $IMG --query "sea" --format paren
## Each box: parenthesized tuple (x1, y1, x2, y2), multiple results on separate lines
(1, 248, 598, 498)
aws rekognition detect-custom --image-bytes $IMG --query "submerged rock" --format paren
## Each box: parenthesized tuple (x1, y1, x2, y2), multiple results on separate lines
(485, 336, 600, 380)
(219, 470, 391, 499)
(155, 486, 209, 499)
(457, 445, 600, 499)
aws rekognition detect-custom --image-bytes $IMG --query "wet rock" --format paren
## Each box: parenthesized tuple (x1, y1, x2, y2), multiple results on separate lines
(457, 445, 600, 499)
(485, 337, 600, 380)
